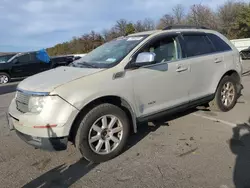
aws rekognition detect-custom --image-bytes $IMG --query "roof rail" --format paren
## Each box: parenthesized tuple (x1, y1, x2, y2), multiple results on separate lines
(163, 25, 209, 30)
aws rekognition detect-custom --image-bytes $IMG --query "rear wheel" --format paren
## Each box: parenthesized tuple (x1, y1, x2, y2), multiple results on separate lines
(209, 76, 238, 112)
(75, 103, 130, 163)
(0, 72, 10, 84)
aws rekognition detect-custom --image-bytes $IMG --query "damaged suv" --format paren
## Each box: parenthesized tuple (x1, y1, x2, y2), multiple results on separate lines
(8, 26, 243, 162)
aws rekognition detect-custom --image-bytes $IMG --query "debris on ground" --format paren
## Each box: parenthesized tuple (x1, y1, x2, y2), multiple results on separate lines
(117, 176, 133, 182)
(178, 147, 198, 157)
(179, 138, 187, 141)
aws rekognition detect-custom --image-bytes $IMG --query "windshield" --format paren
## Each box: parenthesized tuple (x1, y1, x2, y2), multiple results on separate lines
(0, 54, 16, 63)
(72, 35, 147, 68)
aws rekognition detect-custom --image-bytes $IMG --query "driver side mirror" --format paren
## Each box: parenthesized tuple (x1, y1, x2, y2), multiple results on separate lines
(135, 52, 156, 66)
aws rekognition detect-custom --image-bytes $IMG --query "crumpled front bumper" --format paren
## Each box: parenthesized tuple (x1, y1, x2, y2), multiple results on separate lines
(8, 114, 68, 151)
(15, 129, 68, 151)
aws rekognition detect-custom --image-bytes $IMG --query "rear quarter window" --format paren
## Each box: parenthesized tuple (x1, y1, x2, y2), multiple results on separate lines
(207, 33, 232, 52)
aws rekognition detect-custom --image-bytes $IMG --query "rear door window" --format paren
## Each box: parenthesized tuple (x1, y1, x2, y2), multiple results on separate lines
(182, 34, 215, 57)
(207, 33, 232, 52)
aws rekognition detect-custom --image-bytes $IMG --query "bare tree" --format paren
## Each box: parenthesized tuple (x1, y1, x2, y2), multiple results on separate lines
(102, 27, 121, 41)
(187, 4, 218, 29)
(134, 18, 155, 32)
(134, 20, 145, 32)
(143, 18, 155, 30)
(115, 19, 128, 36)
(172, 4, 186, 24)
(157, 14, 175, 29)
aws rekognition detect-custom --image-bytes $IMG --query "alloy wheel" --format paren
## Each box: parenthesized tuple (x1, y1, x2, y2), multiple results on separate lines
(88, 115, 123, 155)
(221, 82, 235, 107)
(0, 75, 9, 84)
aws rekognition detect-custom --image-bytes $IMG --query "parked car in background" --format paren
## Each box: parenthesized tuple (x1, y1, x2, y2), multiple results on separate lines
(72, 54, 86, 58)
(73, 55, 83, 60)
(240, 46, 250, 60)
(50, 54, 85, 67)
(8, 26, 243, 162)
(50, 55, 75, 67)
(0, 50, 51, 84)
(231, 38, 250, 52)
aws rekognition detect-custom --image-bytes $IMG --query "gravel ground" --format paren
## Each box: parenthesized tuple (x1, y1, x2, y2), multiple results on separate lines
(0, 61, 250, 188)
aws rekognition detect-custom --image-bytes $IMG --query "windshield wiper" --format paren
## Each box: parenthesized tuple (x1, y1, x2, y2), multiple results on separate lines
(77, 62, 98, 68)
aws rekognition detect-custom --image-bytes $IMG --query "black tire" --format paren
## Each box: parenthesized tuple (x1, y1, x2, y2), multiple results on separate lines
(75, 103, 130, 163)
(0, 72, 10, 84)
(209, 75, 238, 112)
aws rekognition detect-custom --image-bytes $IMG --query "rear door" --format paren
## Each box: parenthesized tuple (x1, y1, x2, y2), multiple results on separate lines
(30, 52, 51, 73)
(207, 33, 234, 70)
(181, 32, 227, 100)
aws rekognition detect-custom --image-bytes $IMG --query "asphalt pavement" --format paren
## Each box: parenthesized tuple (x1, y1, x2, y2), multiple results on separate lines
(0, 61, 250, 188)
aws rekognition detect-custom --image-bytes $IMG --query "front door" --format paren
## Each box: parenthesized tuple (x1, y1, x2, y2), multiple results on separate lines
(128, 34, 191, 118)
(10, 54, 32, 78)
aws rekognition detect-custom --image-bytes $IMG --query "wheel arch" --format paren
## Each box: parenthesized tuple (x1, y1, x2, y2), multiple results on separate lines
(0, 70, 11, 76)
(214, 70, 241, 94)
(68, 95, 137, 144)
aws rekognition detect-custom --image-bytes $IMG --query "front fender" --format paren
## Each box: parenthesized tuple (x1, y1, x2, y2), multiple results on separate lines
(58, 91, 138, 133)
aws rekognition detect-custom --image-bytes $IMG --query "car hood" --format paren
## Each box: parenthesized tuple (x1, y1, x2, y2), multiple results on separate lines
(17, 67, 104, 92)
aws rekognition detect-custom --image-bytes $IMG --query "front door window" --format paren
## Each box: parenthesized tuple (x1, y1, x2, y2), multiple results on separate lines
(134, 35, 181, 66)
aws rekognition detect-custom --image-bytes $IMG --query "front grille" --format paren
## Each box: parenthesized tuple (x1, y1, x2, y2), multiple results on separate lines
(16, 91, 30, 113)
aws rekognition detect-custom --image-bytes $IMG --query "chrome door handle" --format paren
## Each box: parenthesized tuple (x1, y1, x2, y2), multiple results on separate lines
(176, 66, 188, 72)
(214, 58, 222, 63)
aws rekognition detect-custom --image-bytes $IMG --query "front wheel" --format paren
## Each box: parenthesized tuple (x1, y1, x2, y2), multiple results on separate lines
(75, 103, 130, 163)
(209, 76, 238, 112)
(0, 72, 10, 84)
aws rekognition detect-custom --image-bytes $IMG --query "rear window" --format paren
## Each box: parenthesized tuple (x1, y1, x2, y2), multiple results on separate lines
(183, 35, 215, 57)
(207, 33, 232, 52)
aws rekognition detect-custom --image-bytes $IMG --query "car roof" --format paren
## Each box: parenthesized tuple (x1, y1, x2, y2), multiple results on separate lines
(128, 27, 216, 37)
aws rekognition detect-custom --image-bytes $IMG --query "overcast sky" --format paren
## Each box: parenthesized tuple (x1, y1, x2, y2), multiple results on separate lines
(0, 0, 247, 52)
